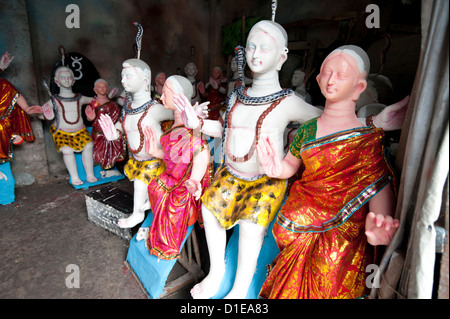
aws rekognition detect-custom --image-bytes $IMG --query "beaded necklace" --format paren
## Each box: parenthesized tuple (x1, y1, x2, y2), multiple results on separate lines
(54, 94, 82, 125)
(121, 99, 156, 154)
(224, 88, 289, 163)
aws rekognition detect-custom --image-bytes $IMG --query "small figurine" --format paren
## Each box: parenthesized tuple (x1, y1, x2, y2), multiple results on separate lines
(226, 55, 252, 100)
(85, 79, 125, 169)
(204, 66, 227, 120)
(258, 45, 399, 299)
(151, 71, 166, 103)
(291, 68, 312, 104)
(143, 75, 212, 260)
(184, 62, 206, 105)
(38, 66, 97, 186)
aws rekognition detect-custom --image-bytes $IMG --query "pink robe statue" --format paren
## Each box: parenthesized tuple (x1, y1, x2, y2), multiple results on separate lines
(146, 125, 213, 260)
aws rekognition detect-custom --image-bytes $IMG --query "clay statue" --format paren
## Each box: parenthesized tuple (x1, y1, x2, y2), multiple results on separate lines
(175, 21, 407, 299)
(184, 62, 206, 105)
(1, 51, 42, 181)
(204, 67, 227, 121)
(85, 79, 125, 170)
(38, 66, 97, 186)
(143, 75, 212, 260)
(151, 71, 166, 103)
(259, 45, 399, 299)
(98, 58, 173, 229)
(291, 68, 312, 104)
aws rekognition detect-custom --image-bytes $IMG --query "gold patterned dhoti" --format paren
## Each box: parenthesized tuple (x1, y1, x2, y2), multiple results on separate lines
(202, 165, 287, 229)
(50, 125, 92, 153)
(124, 156, 165, 185)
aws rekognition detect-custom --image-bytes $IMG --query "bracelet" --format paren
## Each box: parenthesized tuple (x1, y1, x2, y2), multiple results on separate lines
(366, 114, 375, 127)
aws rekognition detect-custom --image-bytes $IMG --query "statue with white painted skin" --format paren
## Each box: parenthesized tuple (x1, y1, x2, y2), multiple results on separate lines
(39, 65, 97, 186)
(174, 12, 408, 299)
(98, 23, 174, 229)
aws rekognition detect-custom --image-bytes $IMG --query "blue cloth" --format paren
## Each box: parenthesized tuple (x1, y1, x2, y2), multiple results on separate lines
(126, 212, 194, 298)
(70, 127, 125, 189)
(0, 162, 15, 205)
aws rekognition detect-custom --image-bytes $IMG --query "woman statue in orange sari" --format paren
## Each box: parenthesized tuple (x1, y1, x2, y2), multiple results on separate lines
(143, 75, 213, 260)
(1, 51, 41, 163)
(258, 45, 400, 299)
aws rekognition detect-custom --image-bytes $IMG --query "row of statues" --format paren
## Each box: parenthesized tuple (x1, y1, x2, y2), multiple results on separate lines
(1, 15, 409, 299)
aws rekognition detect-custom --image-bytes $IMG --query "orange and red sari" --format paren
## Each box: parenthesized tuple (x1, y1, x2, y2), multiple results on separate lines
(259, 119, 395, 299)
(146, 125, 213, 260)
(0, 79, 34, 163)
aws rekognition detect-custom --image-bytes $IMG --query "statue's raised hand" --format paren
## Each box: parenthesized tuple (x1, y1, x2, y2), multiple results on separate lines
(256, 136, 283, 178)
(374, 96, 409, 131)
(98, 113, 119, 140)
(143, 125, 158, 157)
(173, 94, 209, 129)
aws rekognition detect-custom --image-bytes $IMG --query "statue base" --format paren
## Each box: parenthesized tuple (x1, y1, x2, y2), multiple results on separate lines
(71, 151, 125, 190)
(85, 185, 138, 240)
(0, 162, 15, 206)
(125, 213, 204, 299)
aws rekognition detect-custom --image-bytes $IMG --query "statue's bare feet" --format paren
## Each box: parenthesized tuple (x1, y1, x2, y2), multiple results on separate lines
(13, 135, 23, 145)
(70, 178, 83, 186)
(118, 211, 144, 229)
(86, 175, 98, 183)
(100, 170, 121, 178)
(190, 265, 225, 299)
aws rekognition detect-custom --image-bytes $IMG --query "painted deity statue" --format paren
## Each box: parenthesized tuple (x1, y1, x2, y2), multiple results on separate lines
(184, 62, 206, 105)
(143, 75, 213, 260)
(39, 66, 97, 186)
(258, 46, 399, 299)
(204, 66, 227, 121)
(291, 69, 312, 104)
(98, 59, 173, 229)
(1, 52, 42, 164)
(175, 21, 408, 299)
(85, 79, 125, 170)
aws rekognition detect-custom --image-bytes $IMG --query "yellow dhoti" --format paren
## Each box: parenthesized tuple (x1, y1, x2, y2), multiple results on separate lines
(50, 125, 92, 153)
(124, 156, 165, 185)
(202, 165, 287, 229)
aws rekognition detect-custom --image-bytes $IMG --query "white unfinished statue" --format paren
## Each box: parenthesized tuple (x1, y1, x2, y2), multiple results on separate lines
(98, 58, 173, 228)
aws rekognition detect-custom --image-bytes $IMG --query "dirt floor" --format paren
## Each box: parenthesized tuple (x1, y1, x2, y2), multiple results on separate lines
(0, 176, 194, 299)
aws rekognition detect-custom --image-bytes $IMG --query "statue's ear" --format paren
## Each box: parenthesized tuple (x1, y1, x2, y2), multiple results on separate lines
(352, 78, 368, 102)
